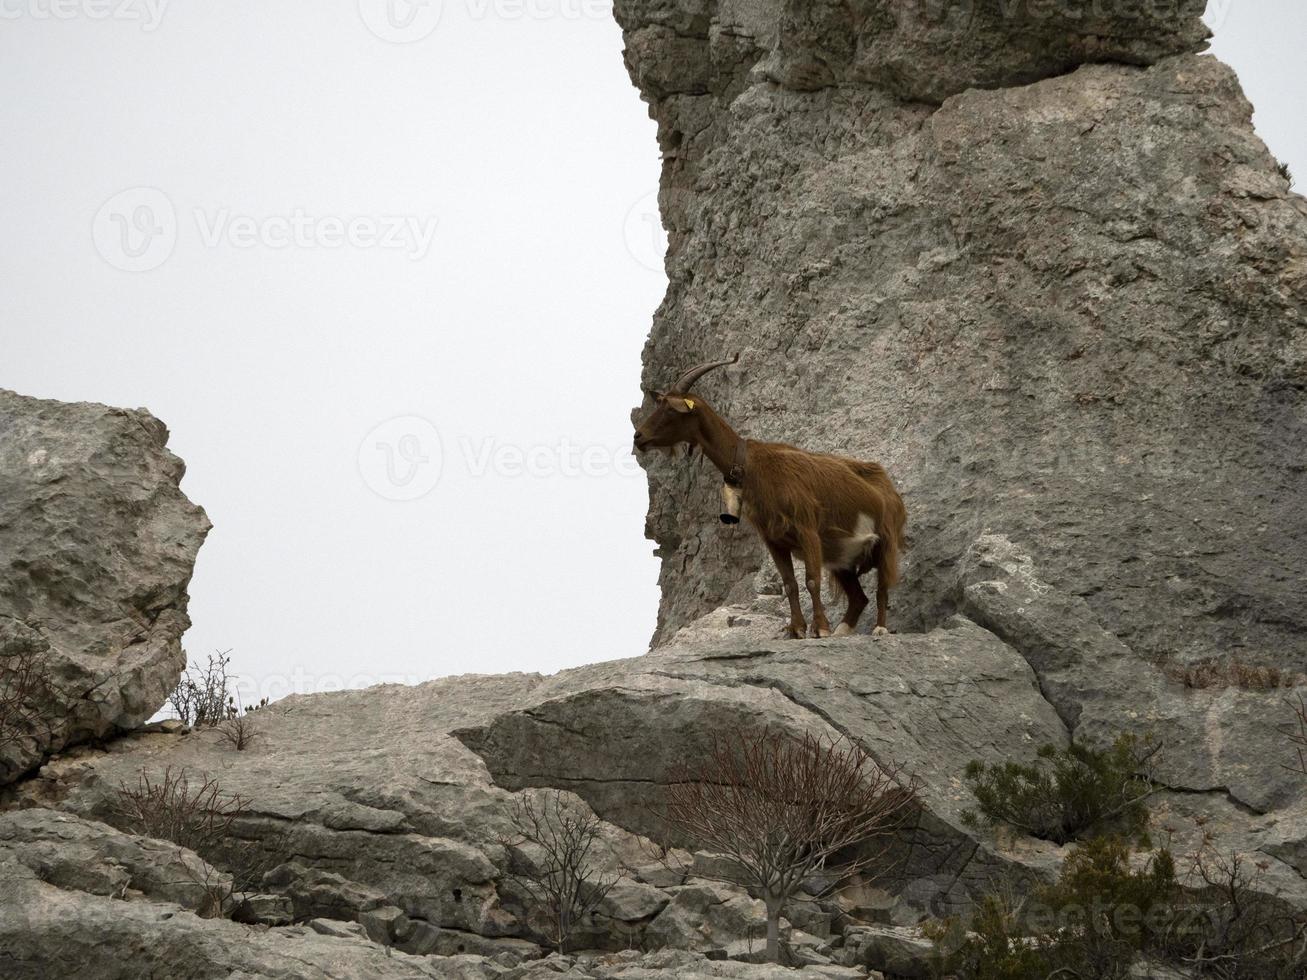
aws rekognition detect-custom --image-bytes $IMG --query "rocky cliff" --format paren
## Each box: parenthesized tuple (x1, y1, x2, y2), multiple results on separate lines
(622, 0, 1307, 678)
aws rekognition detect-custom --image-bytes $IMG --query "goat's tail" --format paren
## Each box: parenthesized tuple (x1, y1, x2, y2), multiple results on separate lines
(845, 460, 907, 589)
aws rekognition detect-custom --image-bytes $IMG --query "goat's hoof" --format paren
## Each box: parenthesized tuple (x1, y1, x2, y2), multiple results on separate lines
(814, 627, 832, 639)
(832, 623, 854, 637)
(872, 626, 889, 638)
(779, 626, 804, 640)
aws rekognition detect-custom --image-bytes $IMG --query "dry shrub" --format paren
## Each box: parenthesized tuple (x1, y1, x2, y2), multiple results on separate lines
(660, 729, 920, 963)
(1286, 696, 1307, 779)
(1161, 833, 1307, 979)
(1158, 656, 1304, 692)
(496, 790, 622, 953)
(168, 650, 234, 727)
(112, 767, 260, 918)
(216, 694, 268, 751)
(0, 638, 49, 753)
(114, 767, 250, 853)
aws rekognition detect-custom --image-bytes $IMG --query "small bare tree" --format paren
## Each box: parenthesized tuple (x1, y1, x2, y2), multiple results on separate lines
(661, 729, 920, 963)
(1287, 695, 1307, 779)
(1163, 830, 1307, 978)
(168, 650, 233, 728)
(496, 790, 622, 953)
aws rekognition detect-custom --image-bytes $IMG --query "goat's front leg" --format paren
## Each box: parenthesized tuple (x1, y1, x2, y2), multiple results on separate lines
(798, 531, 831, 638)
(764, 541, 806, 640)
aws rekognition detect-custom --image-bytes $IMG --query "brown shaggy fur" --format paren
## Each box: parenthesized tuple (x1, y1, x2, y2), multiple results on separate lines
(634, 391, 907, 638)
(742, 443, 905, 588)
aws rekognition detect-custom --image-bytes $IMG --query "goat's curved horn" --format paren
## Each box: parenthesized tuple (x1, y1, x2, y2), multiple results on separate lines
(671, 353, 739, 394)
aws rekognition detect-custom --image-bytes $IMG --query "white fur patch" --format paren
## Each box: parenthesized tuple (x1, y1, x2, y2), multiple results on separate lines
(824, 513, 880, 573)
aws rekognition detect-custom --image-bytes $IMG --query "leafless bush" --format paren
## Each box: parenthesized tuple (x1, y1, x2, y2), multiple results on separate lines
(0, 639, 49, 752)
(114, 767, 249, 855)
(216, 694, 268, 751)
(1159, 832, 1307, 979)
(112, 767, 264, 919)
(496, 790, 622, 953)
(1286, 696, 1307, 779)
(660, 729, 920, 963)
(168, 650, 234, 727)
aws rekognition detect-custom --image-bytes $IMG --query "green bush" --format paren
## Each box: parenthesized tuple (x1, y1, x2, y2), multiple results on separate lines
(934, 837, 1177, 980)
(961, 735, 1157, 845)
(932, 832, 1307, 980)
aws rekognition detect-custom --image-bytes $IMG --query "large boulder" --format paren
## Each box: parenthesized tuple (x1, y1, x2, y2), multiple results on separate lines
(0, 390, 210, 785)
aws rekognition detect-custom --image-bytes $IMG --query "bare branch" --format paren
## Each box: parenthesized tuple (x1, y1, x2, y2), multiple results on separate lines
(496, 789, 623, 953)
(659, 729, 920, 963)
(1285, 695, 1307, 779)
(0, 638, 50, 753)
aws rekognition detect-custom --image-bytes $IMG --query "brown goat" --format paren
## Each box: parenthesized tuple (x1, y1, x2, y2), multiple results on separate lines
(634, 357, 907, 639)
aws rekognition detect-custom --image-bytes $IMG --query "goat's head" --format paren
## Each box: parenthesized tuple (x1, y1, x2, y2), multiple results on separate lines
(633, 355, 737, 453)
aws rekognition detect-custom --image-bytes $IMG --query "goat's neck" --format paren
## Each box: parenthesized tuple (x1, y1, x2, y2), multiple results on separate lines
(694, 407, 746, 479)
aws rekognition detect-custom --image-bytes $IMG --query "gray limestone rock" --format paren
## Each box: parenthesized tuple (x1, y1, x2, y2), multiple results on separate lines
(619, 1, 1307, 693)
(0, 389, 210, 785)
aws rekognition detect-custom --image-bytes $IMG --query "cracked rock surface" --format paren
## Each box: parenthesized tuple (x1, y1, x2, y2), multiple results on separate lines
(0, 389, 210, 785)
(8, 601, 1303, 975)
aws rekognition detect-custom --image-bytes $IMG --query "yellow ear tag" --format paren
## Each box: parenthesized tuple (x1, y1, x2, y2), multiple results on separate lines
(684, 399, 696, 410)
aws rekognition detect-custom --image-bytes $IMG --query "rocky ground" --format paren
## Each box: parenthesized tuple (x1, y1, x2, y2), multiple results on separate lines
(3, 588, 1305, 977)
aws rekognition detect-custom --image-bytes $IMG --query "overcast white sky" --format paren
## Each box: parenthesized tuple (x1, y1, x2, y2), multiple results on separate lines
(1, 1, 1300, 704)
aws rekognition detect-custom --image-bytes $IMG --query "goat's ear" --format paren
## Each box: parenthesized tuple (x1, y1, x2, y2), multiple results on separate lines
(665, 395, 695, 414)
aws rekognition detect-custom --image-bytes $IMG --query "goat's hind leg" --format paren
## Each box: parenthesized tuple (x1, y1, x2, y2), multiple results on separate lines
(831, 569, 868, 637)
(872, 542, 890, 636)
(765, 541, 806, 640)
